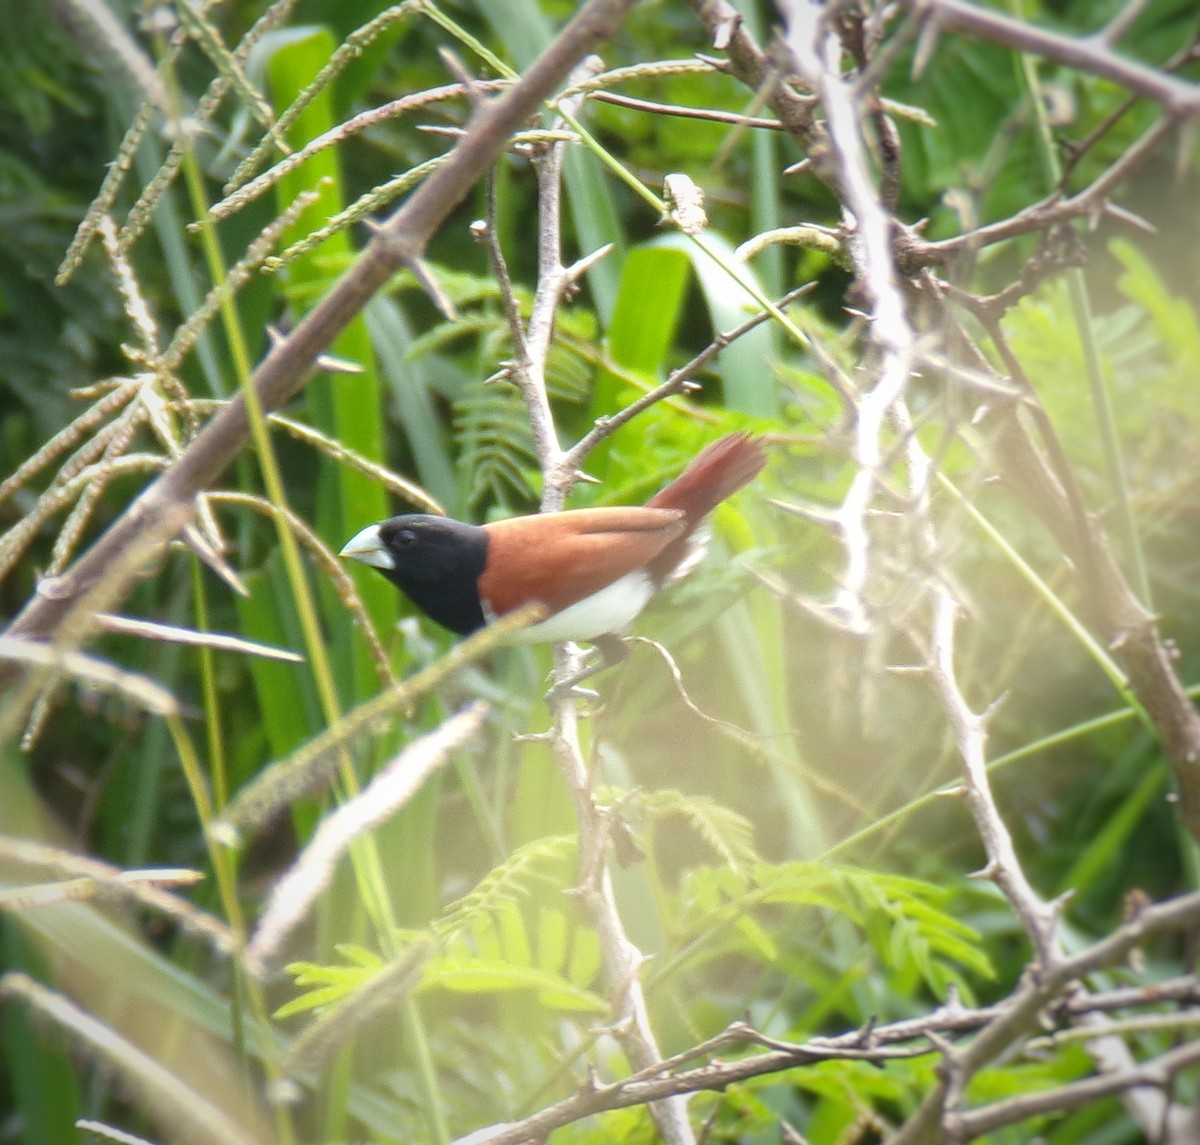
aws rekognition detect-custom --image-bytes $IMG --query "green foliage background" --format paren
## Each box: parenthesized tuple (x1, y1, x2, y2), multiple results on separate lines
(1, 1, 1199, 1143)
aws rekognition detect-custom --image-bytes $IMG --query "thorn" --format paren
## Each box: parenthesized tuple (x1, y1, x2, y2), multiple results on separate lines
(1102, 201, 1158, 235)
(315, 352, 365, 375)
(968, 862, 1001, 882)
(981, 691, 1009, 722)
(563, 242, 614, 281)
(1050, 889, 1074, 916)
(768, 497, 840, 525)
(1096, 0, 1148, 47)
(182, 525, 248, 597)
(438, 47, 478, 100)
(548, 682, 599, 703)
(406, 256, 458, 321)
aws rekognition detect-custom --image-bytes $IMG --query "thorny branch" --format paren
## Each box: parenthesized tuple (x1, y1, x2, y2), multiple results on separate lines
(689, 0, 1200, 274)
(902, 0, 1200, 117)
(564, 281, 815, 468)
(456, 910, 1200, 1145)
(771, 9, 1074, 1136)
(702, 1, 1200, 1141)
(782, 1, 917, 635)
(478, 53, 695, 1145)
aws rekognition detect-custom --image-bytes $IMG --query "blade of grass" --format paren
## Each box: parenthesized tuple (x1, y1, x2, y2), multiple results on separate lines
(1009, 0, 1151, 608)
(265, 27, 398, 697)
(938, 473, 1137, 706)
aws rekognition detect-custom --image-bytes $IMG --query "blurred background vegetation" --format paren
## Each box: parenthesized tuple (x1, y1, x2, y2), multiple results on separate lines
(1, 1, 1199, 1142)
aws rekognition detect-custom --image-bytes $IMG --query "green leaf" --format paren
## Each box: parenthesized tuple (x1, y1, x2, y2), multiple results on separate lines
(639, 788, 760, 871)
(422, 955, 607, 1012)
(651, 231, 780, 417)
(435, 834, 577, 940)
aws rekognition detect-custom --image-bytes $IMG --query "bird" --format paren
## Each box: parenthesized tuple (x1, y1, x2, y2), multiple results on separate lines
(338, 433, 766, 657)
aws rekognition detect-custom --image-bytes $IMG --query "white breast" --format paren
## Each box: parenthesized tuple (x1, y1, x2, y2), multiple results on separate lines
(501, 570, 655, 646)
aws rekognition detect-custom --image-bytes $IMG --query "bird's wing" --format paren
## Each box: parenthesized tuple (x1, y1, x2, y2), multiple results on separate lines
(479, 507, 685, 617)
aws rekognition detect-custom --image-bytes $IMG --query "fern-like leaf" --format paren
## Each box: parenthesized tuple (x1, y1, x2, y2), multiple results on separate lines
(638, 788, 760, 871)
(434, 834, 576, 942)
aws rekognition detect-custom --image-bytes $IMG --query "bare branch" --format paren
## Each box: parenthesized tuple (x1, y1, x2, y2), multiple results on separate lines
(780, 0, 917, 632)
(565, 284, 814, 465)
(903, 0, 1200, 116)
(458, 893, 1200, 1144)
(490, 49, 695, 1143)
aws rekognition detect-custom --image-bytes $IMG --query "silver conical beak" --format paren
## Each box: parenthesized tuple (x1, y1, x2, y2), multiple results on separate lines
(339, 524, 394, 570)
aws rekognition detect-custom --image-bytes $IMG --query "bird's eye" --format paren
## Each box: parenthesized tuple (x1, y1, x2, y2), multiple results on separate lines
(395, 528, 417, 547)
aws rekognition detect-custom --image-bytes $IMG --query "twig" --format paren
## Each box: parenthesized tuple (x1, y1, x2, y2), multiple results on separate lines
(590, 90, 785, 129)
(455, 895, 1200, 1144)
(494, 52, 696, 1145)
(948, 1038, 1200, 1140)
(919, 115, 1179, 264)
(927, 596, 1062, 965)
(782, 1, 916, 633)
(903, 0, 1200, 116)
(891, 891, 1200, 1144)
(564, 283, 814, 467)
(1060, 22, 1200, 184)
(509, 62, 603, 506)
(550, 694, 694, 1144)
(475, 173, 531, 377)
